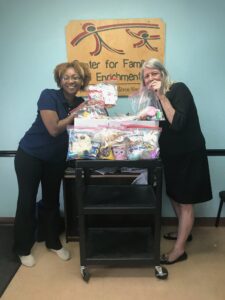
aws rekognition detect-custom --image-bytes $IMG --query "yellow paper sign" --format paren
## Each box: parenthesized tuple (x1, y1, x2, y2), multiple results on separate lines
(66, 18, 165, 96)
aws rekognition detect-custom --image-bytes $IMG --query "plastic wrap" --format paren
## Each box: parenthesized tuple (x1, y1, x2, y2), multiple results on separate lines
(129, 87, 165, 121)
(67, 121, 161, 161)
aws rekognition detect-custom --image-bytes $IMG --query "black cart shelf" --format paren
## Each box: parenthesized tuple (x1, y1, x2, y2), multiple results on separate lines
(75, 159, 168, 281)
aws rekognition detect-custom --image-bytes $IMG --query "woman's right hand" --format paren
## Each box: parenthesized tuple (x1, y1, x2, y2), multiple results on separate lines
(69, 102, 86, 115)
(137, 106, 158, 120)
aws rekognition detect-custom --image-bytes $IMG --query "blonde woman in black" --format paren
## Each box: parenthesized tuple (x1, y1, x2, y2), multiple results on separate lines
(139, 58, 212, 264)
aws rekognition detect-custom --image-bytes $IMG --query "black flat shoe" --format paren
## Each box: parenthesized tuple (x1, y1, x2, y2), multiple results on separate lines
(163, 232, 193, 242)
(160, 252, 188, 265)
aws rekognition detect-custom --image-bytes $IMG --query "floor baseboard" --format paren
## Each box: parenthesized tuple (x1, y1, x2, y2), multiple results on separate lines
(162, 217, 225, 227)
(1, 217, 225, 227)
(0, 218, 14, 225)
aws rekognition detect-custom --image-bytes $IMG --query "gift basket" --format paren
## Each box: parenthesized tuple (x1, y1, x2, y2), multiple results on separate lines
(66, 82, 164, 161)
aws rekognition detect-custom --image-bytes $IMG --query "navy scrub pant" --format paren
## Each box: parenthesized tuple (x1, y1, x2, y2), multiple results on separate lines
(13, 147, 66, 256)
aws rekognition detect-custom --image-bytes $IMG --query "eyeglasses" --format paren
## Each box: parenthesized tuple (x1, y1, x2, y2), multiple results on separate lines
(61, 76, 81, 82)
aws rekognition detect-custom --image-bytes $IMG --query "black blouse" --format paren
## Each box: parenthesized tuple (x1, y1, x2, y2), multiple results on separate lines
(159, 82, 206, 155)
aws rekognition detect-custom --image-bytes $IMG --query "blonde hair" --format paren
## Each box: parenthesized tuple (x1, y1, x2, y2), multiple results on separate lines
(140, 58, 173, 94)
(54, 60, 91, 90)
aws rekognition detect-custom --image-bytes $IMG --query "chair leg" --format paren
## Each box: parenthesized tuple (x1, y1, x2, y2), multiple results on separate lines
(215, 199, 224, 227)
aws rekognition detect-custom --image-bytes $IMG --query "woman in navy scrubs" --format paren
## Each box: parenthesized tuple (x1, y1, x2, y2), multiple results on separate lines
(14, 60, 91, 267)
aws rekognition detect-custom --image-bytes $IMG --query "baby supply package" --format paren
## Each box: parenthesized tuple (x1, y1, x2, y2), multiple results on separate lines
(129, 87, 165, 121)
(68, 81, 118, 119)
(87, 81, 118, 106)
(67, 119, 161, 161)
(66, 82, 162, 161)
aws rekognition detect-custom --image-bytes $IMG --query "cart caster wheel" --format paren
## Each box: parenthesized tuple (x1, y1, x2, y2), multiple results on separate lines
(155, 265, 168, 279)
(80, 266, 90, 282)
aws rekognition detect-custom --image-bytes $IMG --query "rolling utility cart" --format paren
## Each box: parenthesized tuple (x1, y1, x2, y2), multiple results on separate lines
(75, 159, 168, 282)
(63, 165, 138, 242)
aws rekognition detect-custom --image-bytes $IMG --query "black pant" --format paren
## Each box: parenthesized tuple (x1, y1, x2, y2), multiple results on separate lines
(13, 147, 66, 255)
